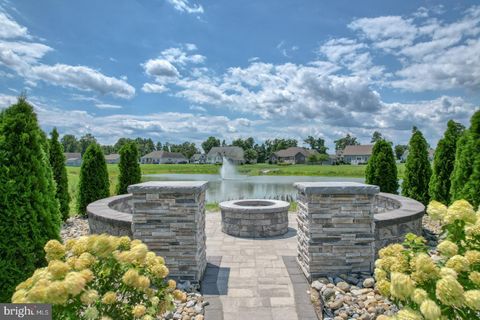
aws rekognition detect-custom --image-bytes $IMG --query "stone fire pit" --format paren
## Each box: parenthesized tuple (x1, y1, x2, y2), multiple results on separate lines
(219, 199, 290, 238)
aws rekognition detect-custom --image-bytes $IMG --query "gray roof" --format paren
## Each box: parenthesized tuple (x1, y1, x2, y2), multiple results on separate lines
(274, 147, 316, 158)
(64, 152, 81, 160)
(190, 153, 205, 160)
(342, 145, 374, 156)
(207, 146, 244, 161)
(105, 153, 120, 160)
(141, 151, 187, 159)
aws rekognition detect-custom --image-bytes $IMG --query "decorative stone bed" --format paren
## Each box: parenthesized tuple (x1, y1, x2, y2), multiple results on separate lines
(219, 199, 290, 238)
(88, 190, 424, 254)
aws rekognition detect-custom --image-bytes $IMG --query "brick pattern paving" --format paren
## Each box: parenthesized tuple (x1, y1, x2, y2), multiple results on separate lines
(202, 213, 316, 320)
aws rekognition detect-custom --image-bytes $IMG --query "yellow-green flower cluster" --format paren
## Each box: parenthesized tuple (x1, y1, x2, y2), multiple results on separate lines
(11, 234, 183, 319)
(410, 253, 439, 284)
(426, 200, 447, 221)
(444, 199, 477, 225)
(376, 244, 409, 273)
(437, 240, 458, 257)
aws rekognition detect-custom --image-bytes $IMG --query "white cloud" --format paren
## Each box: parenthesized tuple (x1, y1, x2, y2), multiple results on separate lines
(189, 105, 206, 112)
(143, 59, 179, 78)
(0, 9, 135, 99)
(0, 93, 17, 109)
(142, 83, 168, 93)
(95, 103, 122, 109)
(166, 0, 204, 14)
(31, 64, 135, 99)
(160, 46, 205, 66)
(0, 11, 29, 39)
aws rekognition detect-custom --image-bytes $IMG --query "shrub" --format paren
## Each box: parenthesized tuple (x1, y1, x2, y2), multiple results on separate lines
(77, 143, 110, 216)
(12, 235, 186, 319)
(49, 128, 70, 220)
(0, 97, 61, 302)
(374, 199, 480, 319)
(429, 120, 464, 205)
(402, 128, 432, 205)
(365, 140, 398, 194)
(116, 141, 141, 195)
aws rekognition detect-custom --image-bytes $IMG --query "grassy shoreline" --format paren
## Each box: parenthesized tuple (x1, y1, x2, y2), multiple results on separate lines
(67, 163, 405, 215)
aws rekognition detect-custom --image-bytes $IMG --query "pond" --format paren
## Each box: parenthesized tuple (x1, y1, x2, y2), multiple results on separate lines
(143, 174, 365, 203)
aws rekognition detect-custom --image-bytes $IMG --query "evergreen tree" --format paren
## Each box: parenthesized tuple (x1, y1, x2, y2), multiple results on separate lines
(402, 128, 432, 205)
(451, 110, 480, 207)
(429, 120, 464, 204)
(463, 110, 480, 208)
(116, 141, 141, 195)
(365, 139, 399, 193)
(49, 128, 70, 220)
(0, 98, 61, 302)
(77, 143, 110, 216)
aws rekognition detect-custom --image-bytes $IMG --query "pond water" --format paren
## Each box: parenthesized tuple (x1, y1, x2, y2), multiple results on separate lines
(143, 174, 365, 203)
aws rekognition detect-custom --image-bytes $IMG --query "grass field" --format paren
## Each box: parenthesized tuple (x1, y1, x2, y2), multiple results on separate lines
(67, 163, 405, 215)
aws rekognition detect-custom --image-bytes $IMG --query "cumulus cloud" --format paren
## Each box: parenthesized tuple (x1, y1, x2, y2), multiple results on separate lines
(0, 9, 135, 99)
(143, 59, 179, 78)
(166, 0, 203, 14)
(31, 64, 135, 99)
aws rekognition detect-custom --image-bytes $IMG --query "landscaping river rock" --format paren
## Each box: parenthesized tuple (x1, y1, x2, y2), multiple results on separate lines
(61, 217, 206, 320)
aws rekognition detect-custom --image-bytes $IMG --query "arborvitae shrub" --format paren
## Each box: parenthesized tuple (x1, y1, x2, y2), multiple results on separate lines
(0, 98, 61, 302)
(49, 128, 70, 220)
(116, 141, 141, 194)
(429, 120, 464, 204)
(451, 110, 480, 208)
(77, 143, 110, 216)
(365, 139, 399, 193)
(402, 129, 432, 205)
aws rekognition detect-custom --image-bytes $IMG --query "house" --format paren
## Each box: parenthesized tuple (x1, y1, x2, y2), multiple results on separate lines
(105, 153, 120, 164)
(140, 151, 188, 164)
(342, 145, 374, 165)
(190, 154, 206, 164)
(206, 146, 245, 165)
(270, 147, 317, 164)
(64, 152, 82, 166)
(401, 148, 435, 162)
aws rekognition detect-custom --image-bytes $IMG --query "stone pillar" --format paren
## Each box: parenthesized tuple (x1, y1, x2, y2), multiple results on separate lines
(294, 182, 379, 281)
(128, 181, 208, 282)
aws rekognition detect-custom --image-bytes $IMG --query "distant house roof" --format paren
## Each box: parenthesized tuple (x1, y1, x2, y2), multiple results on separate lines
(190, 153, 205, 160)
(64, 152, 81, 160)
(274, 147, 316, 158)
(104, 154, 120, 161)
(207, 146, 244, 161)
(342, 144, 374, 156)
(141, 151, 186, 159)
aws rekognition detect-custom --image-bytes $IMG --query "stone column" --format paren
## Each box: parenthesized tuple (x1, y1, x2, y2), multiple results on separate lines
(128, 181, 208, 282)
(294, 182, 379, 281)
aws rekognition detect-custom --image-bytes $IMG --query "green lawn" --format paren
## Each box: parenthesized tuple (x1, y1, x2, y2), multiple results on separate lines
(67, 163, 405, 215)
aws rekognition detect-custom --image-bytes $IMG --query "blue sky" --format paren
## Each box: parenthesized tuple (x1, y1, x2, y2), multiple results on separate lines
(0, 0, 479, 150)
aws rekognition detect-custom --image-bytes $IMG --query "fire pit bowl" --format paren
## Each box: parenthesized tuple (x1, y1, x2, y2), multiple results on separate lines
(219, 199, 290, 238)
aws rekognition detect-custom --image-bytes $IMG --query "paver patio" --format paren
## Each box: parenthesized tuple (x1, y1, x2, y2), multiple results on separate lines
(201, 212, 317, 320)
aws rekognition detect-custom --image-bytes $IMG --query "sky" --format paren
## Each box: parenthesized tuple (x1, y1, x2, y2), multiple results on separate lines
(0, 0, 479, 151)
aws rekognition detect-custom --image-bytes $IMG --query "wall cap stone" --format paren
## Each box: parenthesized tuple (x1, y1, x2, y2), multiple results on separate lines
(374, 192, 425, 227)
(87, 194, 132, 226)
(128, 181, 208, 194)
(294, 182, 380, 195)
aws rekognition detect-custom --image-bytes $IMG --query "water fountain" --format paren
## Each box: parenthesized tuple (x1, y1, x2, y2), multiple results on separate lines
(220, 156, 239, 180)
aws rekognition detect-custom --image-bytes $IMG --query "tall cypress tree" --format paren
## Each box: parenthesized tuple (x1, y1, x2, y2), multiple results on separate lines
(365, 139, 398, 194)
(0, 97, 61, 302)
(116, 141, 141, 194)
(402, 128, 432, 205)
(429, 120, 465, 204)
(451, 110, 480, 207)
(77, 143, 110, 216)
(49, 128, 70, 220)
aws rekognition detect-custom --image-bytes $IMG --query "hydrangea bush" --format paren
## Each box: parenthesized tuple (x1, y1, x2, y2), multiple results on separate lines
(11, 235, 186, 319)
(375, 200, 480, 319)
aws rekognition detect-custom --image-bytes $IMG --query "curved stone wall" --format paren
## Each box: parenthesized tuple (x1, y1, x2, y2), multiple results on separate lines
(87, 194, 133, 237)
(374, 193, 425, 252)
(86, 190, 425, 253)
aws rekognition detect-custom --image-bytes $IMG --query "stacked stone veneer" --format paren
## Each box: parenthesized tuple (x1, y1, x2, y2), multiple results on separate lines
(294, 182, 379, 280)
(127, 181, 208, 282)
